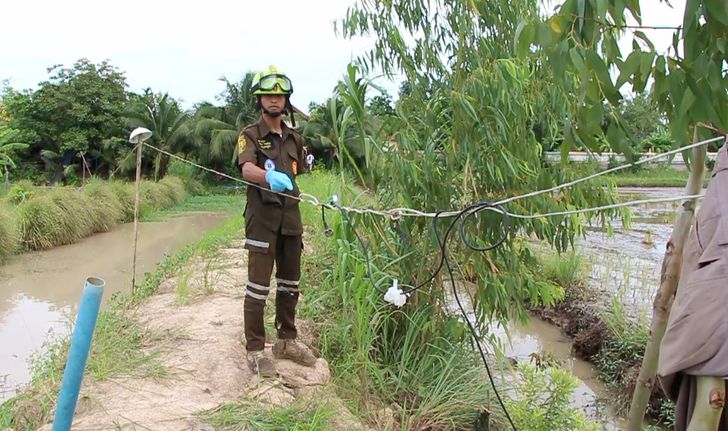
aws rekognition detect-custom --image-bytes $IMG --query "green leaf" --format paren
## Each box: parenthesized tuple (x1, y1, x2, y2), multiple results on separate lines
(515, 20, 536, 57)
(615, 51, 641, 89)
(705, 0, 728, 26)
(577, 0, 585, 34)
(584, 51, 620, 104)
(633, 31, 655, 51)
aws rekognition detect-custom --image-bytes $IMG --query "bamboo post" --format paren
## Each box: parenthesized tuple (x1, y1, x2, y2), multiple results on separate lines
(627, 129, 706, 430)
(128, 128, 152, 293)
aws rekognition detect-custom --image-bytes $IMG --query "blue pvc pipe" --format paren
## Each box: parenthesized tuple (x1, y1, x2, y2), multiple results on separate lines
(52, 276, 105, 431)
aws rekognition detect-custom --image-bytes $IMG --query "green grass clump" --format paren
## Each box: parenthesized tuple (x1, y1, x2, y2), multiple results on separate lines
(83, 178, 125, 230)
(12, 177, 192, 251)
(109, 180, 136, 221)
(0, 204, 18, 262)
(199, 398, 337, 430)
(3, 180, 35, 205)
(15, 193, 69, 250)
(540, 251, 585, 288)
(159, 175, 187, 205)
(46, 188, 97, 240)
(140, 176, 187, 211)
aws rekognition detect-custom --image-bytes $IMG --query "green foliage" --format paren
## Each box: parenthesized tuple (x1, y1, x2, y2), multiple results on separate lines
(368, 94, 395, 117)
(190, 72, 258, 170)
(642, 128, 674, 153)
(329, 53, 619, 328)
(2, 59, 128, 180)
(520, 0, 728, 155)
(506, 364, 599, 431)
(4, 180, 34, 204)
(126, 91, 193, 179)
(540, 251, 585, 289)
(11, 178, 186, 251)
(596, 297, 648, 406)
(0, 124, 29, 174)
(620, 94, 666, 146)
(0, 204, 18, 262)
(199, 398, 337, 430)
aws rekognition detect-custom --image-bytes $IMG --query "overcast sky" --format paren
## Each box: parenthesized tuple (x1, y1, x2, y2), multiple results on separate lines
(1, 0, 685, 111)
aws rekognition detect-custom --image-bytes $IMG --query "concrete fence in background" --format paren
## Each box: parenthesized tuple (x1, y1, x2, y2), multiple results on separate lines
(543, 151, 718, 169)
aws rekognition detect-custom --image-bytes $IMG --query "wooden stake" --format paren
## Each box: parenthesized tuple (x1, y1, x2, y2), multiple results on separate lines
(131, 142, 143, 292)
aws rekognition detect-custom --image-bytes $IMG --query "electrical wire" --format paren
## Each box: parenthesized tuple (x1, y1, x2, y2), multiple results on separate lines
(332, 200, 510, 294)
(143, 135, 724, 221)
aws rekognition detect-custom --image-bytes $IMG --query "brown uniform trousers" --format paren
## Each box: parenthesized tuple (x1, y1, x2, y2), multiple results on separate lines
(238, 117, 307, 352)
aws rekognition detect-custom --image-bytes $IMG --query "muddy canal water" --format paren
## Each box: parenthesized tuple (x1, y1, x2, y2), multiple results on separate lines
(0, 212, 229, 400)
(496, 187, 684, 428)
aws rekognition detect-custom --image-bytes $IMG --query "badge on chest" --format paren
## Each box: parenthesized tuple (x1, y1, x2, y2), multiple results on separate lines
(257, 139, 272, 150)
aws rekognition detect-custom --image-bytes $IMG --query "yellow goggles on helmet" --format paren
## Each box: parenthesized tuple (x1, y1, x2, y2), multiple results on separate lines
(253, 74, 293, 94)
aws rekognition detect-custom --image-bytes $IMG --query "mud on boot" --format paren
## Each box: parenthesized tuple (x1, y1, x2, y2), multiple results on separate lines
(272, 339, 316, 366)
(246, 350, 276, 378)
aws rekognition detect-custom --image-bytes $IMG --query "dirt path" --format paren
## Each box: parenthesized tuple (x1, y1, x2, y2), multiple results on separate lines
(37, 241, 363, 430)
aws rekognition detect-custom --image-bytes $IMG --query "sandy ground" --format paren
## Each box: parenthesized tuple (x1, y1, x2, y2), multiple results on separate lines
(35, 241, 366, 430)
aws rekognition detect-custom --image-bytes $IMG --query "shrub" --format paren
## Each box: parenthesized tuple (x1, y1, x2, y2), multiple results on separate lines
(141, 182, 173, 210)
(0, 205, 18, 261)
(158, 176, 187, 205)
(15, 194, 68, 250)
(4, 180, 35, 205)
(109, 181, 136, 222)
(166, 159, 198, 180)
(507, 364, 599, 431)
(83, 179, 125, 231)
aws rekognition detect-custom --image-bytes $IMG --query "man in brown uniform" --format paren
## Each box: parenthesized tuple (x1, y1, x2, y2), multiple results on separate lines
(237, 66, 316, 377)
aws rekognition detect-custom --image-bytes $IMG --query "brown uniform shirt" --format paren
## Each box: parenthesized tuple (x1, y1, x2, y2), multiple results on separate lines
(238, 117, 307, 236)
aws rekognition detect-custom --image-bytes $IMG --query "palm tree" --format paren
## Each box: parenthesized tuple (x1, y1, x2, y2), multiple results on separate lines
(126, 90, 193, 179)
(191, 73, 258, 169)
(0, 125, 29, 188)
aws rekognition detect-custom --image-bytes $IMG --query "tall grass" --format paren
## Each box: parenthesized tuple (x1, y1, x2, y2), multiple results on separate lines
(540, 250, 585, 288)
(7, 176, 188, 253)
(0, 205, 18, 262)
(199, 398, 337, 430)
(295, 171, 503, 429)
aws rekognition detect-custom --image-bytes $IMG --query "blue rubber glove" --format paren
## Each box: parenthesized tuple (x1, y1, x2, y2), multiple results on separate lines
(264, 170, 293, 193)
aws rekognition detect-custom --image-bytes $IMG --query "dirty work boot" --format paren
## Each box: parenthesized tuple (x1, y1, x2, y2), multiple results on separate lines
(272, 339, 317, 366)
(247, 351, 276, 378)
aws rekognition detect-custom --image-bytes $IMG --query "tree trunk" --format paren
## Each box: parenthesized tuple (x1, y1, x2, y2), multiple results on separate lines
(627, 130, 706, 430)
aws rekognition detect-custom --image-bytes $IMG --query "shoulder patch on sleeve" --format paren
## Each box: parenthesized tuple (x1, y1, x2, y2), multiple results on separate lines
(237, 134, 247, 154)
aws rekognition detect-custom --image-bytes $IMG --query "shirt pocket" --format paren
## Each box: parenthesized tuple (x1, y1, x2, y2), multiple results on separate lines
(256, 145, 283, 206)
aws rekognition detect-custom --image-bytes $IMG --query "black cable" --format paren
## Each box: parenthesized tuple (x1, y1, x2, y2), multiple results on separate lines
(325, 199, 517, 430)
(329, 201, 510, 294)
(432, 208, 517, 431)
